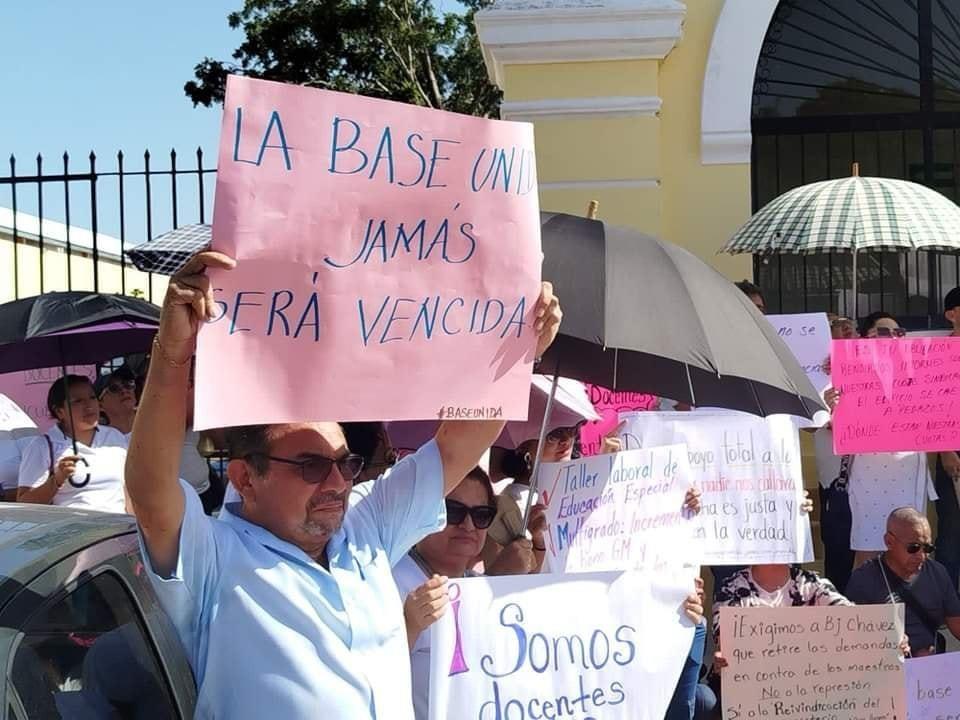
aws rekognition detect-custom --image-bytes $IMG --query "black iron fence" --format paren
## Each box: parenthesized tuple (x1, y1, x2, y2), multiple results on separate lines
(0, 149, 216, 304)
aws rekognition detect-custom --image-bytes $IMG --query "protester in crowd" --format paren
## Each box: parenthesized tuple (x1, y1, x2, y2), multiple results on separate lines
(828, 311, 934, 569)
(17, 375, 129, 513)
(125, 251, 563, 719)
(845, 507, 960, 655)
(481, 377, 600, 571)
(735, 280, 766, 314)
(394, 466, 551, 720)
(935, 286, 960, 588)
(395, 464, 706, 720)
(180, 362, 224, 514)
(341, 421, 396, 483)
(0, 394, 38, 502)
(813, 318, 858, 592)
(95, 367, 138, 436)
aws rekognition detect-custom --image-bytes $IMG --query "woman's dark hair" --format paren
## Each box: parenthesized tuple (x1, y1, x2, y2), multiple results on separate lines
(860, 311, 897, 337)
(500, 447, 532, 481)
(342, 422, 386, 464)
(46, 375, 95, 419)
(462, 466, 496, 507)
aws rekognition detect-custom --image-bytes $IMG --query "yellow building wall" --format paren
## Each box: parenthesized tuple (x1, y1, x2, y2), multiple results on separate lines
(659, 0, 751, 280)
(495, 1, 751, 280)
(0, 238, 167, 304)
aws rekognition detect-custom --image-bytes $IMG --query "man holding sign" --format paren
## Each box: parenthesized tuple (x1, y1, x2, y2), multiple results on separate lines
(126, 252, 562, 720)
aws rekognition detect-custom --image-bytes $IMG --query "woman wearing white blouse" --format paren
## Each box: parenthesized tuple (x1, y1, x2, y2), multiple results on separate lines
(17, 375, 129, 514)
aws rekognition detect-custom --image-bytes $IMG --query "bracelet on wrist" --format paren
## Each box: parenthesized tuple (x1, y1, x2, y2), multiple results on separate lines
(153, 335, 193, 368)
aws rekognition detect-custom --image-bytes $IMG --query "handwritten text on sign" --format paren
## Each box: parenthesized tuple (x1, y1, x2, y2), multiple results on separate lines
(905, 654, 960, 720)
(765, 313, 831, 395)
(541, 445, 696, 573)
(832, 337, 960, 453)
(196, 76, 542, 429)
(0, 366, 95, 432)
(428, 571, 695, 720)
(619, 411, 812, 565)
(579, 384, 659, 456)
(720, 605, 906, 720)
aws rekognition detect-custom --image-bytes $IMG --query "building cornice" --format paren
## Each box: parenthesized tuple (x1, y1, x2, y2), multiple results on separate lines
(476, 0, 686, 88)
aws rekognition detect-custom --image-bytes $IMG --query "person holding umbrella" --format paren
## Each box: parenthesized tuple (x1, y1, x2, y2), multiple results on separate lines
(16, 374, 129, 513)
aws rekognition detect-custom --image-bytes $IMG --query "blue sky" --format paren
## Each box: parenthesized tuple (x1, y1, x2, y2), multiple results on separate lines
(0, 1, 244, 238)
(0, 1, 465, 240)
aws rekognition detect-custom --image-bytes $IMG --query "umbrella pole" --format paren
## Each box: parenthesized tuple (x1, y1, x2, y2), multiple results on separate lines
(852, 249, 859, 321)
(519, 366, 560, 536)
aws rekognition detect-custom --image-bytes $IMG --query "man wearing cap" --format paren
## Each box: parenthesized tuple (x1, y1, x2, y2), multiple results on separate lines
(935, 286, 960, 588)
(125, 252, 563, 720)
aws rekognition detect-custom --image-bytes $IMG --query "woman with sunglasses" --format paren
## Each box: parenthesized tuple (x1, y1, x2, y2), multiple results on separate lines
(392, 466, 515, 720)
(16, 375, 129, 513)
(393, 466, 706, 720)
(94, 368, 138, 436)
(828, 312, 935, 570)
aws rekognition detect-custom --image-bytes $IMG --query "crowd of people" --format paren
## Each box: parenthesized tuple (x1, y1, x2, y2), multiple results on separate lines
(0, 258, 958, 719)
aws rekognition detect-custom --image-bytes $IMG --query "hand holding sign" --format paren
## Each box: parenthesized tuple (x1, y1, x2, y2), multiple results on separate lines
(160, 251, 237, 362)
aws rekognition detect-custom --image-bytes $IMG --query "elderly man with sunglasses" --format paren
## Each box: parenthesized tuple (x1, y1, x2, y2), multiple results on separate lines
(845, 507, 960, 656)
(125, 252, 563, 720)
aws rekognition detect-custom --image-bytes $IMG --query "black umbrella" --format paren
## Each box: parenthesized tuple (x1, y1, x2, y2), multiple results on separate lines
(538, 212, 824, 419)
(0, 292, 160, 486)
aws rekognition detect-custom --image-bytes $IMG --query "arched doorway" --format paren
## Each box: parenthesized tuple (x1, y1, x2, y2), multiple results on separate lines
(751, 0, 960, 326)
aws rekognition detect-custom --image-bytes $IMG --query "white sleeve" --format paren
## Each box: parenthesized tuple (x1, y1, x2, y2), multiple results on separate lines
(17, 435, 52, 489)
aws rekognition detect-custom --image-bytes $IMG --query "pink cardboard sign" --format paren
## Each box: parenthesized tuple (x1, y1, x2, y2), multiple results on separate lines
(578, 384, 658, 456)
(0, 366, 96, 431)
(832, 337, 960, 453)
(196, 77, 542, 429)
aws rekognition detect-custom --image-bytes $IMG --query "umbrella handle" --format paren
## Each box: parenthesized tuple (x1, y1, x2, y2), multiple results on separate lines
(68, 456, 91, 488)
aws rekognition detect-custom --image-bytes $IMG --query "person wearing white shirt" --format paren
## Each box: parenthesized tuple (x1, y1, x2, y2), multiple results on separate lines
(17, 375, 128, 514)
(0, 394, 39, 502)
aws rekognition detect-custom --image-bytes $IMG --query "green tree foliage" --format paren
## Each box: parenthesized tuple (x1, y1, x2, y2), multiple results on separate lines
(185, 0, 501, 117)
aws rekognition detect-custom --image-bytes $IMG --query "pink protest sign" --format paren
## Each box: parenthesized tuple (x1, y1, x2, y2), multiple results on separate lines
(832, 337, 960, 453)
(578, 384, 658, 456)
(0, 366, 96, 431)
(196, 77, 542, 429)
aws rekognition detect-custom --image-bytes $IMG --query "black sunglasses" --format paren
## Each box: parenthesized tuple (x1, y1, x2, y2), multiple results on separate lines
(445, 499, 497, 529)
(545, 426, 578, 444)
(875, 327, 907, 338)
(890, 533, 935, 554)
(246, 453, 365, 484)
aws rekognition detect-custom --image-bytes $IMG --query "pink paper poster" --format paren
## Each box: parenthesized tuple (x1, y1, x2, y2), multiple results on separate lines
(832, 337, 960, 453)
(578, 384, 658, 456)
(0, 366, 96, 431)
(196, 76, 542, 429)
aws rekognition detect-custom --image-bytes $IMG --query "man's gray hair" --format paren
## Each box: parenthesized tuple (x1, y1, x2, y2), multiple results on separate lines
(886, 507, 927, 531)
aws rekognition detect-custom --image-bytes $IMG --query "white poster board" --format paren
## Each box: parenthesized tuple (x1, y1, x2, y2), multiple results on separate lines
(428, 571, 695, 720)
(905, 653, 960, 720)
(541, 445, 698, 573)
(766, 312, 831, 395)
(619, 411, 813, 565)
(719, 605, 905, 720)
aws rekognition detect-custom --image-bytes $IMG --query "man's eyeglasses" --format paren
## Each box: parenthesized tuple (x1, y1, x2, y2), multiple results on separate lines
(545, 426, 578, 444)
(445, 499, 497, 529)
(890, 534, 935, 554)
(246, 453, 365, 484)
(875, 327, 907, 338)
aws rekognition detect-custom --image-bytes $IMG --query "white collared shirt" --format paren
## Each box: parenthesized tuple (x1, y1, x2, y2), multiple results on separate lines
(17, 424, 128, 513)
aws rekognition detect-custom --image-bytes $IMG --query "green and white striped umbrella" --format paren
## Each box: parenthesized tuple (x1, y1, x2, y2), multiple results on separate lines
(723, 174, 960, 255)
